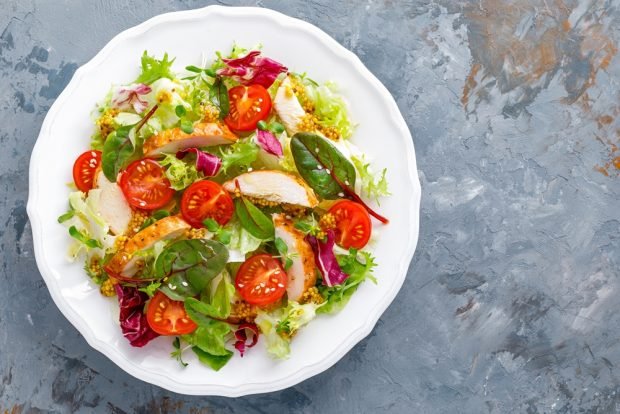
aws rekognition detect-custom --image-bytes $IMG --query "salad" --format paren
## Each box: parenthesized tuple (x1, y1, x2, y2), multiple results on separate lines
(59, 44, 390, 370)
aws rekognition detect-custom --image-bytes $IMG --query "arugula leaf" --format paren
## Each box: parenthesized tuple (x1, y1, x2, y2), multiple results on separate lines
(136, 51, 175, 85)
(68, 226, 102, 249)
(138, 281, 161, 297)
(317, 250, 377, 314)
(101, 125, 135, 182)
(171, 337, 188, 367)
(191, 347, 233, 371)
(290, 132, 356, 199)
(209, 77, 229, 119)
(234, 197, 274, 240)
(156, 239, 229, 300)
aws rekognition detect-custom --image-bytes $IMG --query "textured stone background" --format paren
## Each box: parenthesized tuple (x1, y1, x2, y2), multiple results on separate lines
(2, 1, 620, 413)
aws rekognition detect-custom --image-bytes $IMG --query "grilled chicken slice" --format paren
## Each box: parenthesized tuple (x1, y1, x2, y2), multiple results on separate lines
(143, 122, 237, 157)
(273, 76, 307, 136)
(273, 213, 317, 301)
(105, 215, 190, 277)
(222, 170, 319, 208)
(92, 170, 131, 235)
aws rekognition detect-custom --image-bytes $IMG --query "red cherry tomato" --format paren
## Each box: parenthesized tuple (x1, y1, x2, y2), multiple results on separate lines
(119, 158, 174, 210)
(328, 200, 372, 249)
(224, 84, 272, 131)
(72, 150, 102, 192)
(180, 180, 234, 228)
(235, 254, 287, 306)
(146, 291, 197, 335)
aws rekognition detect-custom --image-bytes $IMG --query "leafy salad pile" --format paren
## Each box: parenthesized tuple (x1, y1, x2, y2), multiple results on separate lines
(60, 44, 390, 370)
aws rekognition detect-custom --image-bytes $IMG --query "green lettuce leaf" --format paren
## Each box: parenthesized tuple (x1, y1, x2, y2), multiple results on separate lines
(317, 250, 377, 314)
(351, 155, 390, 203)
(158, 153, 200, 190)
(220, 139, 259, 173)
(255, 301, 320, 359)
(135, 51, 176, 85)
(303, 80, 355, 139)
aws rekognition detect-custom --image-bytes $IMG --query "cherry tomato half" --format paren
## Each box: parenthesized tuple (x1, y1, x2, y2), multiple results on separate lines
(119, 158, 175, 210)
(328, 200, 372, 249)
(72, 150, 102, 192)
(224, 84, 272, 131)
(181, 180, 234, 228)
(146, 291, 197, 335)
(235, 254, 287, 306)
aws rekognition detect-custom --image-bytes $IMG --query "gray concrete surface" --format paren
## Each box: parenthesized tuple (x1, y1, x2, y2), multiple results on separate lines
(2, 0, 620, 413)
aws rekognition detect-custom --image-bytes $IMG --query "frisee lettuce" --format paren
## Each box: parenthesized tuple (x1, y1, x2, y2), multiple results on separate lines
(317, 250, 377, 314)
(220, 139, 259, 173)
(303, 80, 355, 139)
(351, 155, 390, 203)
(255, 301, 321, 359)
(135, 51, 176, 85)
(158, 153, 200, 190)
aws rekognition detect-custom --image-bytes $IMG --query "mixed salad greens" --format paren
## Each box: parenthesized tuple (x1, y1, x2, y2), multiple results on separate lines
(60, 44, 390, 370)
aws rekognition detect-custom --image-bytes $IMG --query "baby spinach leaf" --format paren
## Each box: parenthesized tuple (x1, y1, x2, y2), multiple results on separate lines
(209, 77, 229, 119)
(156, 239, 229, 301)
(234, 197, 274, 240)
(291, 132, 390, 224)
(101, 125, 135, 182)
(290, 132, 356, 199)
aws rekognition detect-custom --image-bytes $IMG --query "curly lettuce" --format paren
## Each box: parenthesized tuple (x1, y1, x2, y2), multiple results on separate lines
(255, 301, 320, 359)
(351, 155, 390, 203)
(158, 153, 200, 191)
(304, 80, 355, 139)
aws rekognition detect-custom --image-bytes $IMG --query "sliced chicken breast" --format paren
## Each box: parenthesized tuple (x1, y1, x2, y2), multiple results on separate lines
(93, 170, 131, 235)
(273, 76, 307, 136)
(222, 170, 319, 208)
(143, 122, 237, 157)
(105, 215, 190, 277)
(273, 214, 317, 301)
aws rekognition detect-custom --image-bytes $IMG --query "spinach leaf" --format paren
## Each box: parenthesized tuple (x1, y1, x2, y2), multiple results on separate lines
(101, 125, 135, 182)
(156, 239, 228, 301)
(209, 77, 229, 119)
(234, 197, 274, 240)
(291, 132, 390, 224)
(290, 132, 356, 199)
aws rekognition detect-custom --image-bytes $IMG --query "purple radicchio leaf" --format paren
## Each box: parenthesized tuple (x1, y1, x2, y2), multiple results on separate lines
(114, 284, 160, 347)
(305, 230, 349, 287)
(176, 148, 222, 176)
(256, 129, 283, 157)
(111, 83, 152, 113)
(216, 51, 287, 89)
(234, 323, 259, 357)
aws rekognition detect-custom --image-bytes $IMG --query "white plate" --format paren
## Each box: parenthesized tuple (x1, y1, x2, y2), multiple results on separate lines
(27, 6, 420, 396)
